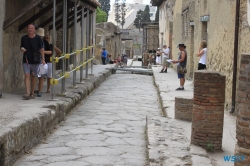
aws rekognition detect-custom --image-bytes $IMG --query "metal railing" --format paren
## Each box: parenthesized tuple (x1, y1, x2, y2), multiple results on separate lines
(49, 0, 95, 100)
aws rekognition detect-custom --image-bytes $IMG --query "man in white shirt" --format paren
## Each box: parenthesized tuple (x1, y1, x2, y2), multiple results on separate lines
(160, 44, 170, 73)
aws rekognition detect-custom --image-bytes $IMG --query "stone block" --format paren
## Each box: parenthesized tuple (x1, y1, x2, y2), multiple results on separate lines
(175, 97, 193, 121)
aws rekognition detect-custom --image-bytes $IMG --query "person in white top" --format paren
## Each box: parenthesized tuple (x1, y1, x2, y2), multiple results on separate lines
(197, 40, 207, 70)
(156, 48, 161, 65)
(159, 44, 170, 73)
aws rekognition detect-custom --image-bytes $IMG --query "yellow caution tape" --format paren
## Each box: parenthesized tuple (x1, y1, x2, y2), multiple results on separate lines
(50, 79, 54, 85)
(76, 50, 80, 55)
(65, 54, 70, 59)
(54, 79, 59, 85)
(55, 57, 59, 63)
(76, 66, 80, 71)
(50, 79, 58, 85)
(65, 72, 70, 78)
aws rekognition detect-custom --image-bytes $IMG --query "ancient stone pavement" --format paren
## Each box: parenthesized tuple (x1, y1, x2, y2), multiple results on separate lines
(14, 73, 161, 166)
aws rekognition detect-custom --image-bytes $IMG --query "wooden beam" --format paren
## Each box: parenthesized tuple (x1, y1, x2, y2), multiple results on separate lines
(67, 11, 92, 29)
(18, 0, 63, 31)
(38, 1, 74, 28)
(67, 16, 82, 29)
(3, 0, 42, 30)
(48, 5, 83, 30)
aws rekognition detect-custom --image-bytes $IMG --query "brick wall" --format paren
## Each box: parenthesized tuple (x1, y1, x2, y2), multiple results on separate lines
(235, 53, 250, 165)
(191, 70, 225, 151)
(175, 97, 193, 121)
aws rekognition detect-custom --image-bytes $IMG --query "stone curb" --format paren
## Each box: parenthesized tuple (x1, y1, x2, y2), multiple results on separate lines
(152, 74, 166, 117)
(0, 69, 111, 166)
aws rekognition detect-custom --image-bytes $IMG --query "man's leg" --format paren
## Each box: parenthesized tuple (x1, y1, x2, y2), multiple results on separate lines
(30, 76, 36, 97)
(180, 78, 185, 87)
(47, 78, 51, 92)
(25, 74, 31, 94)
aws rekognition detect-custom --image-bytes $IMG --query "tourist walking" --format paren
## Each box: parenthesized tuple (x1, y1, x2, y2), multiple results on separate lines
(100, 48, 107, 65)
(172, 44, 187, 90)
(44, 34, 62, 93)
(20, 24, 45, 99)
(159, 44, 170, 73)
(197, 40, 207, 70)
(156, 48, 161, 65)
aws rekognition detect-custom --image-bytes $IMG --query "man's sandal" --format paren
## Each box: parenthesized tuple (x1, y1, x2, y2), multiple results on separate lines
(46, 91, 50, 94)
(30, 94, 35, 99)
(23, 93, 30, 100)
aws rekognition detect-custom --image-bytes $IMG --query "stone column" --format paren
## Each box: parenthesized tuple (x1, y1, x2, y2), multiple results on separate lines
(191, 70, 225, 151)
(235, 53, 250, 165)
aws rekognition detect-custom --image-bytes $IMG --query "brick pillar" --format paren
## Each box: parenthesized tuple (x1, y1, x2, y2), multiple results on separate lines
(235, 54, 250, 165)
(191, 70, 225, 151)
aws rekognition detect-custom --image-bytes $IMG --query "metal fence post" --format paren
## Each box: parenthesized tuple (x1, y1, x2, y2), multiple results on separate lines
(72, 1, 77, 87)
(61, 0, 67, 95)
(51, 0, 56, 100)
(85, 9, 89, 79)
(80, 7, 84, 83)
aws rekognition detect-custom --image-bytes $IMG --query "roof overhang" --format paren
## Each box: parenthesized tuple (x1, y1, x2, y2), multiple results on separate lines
(4, 0, 100, 31)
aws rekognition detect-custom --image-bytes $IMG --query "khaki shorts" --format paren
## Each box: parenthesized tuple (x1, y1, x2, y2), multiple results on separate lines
(162, 57, 168, 66)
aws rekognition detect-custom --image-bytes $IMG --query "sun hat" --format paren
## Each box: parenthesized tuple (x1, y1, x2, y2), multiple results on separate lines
(177, 43, 186, 48)
(36, 27, 44, 37)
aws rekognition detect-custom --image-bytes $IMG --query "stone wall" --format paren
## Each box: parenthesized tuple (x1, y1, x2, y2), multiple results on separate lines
(191, 70, 225, 151)
(235, 53, 250, 165)
(0, 0, 5, 90)
(2, 0, 39, 92)
(175, 97, 193, 121)
(95, 22, 122, 61)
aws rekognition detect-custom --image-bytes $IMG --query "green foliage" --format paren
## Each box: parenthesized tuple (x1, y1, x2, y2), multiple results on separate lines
(120, 0, 126, 29)
(114, 0, 121, 25)
(155, 7, 159, 22)
(133, 9, 143, 30)
(96, 7, 107, 23)
(142, 5, 151, 23)
(99, 0, 110, 20)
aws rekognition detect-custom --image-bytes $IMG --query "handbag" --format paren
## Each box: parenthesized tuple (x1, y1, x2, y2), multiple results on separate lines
(177, 65, 187, 74)
(27, 37, 41, 63)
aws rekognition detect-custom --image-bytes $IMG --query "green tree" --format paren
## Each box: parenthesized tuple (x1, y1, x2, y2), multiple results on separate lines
(142, 5, 151, 23)
(120, 0, 126, 29)
(155, 7, 159, 22)
(96, 7, 107, 23)
(114, 0, 121, 25)
(99, 0, 110, 20)
(133, 10, 143, 31)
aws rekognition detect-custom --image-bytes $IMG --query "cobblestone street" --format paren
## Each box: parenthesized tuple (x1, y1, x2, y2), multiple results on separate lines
(14, 73, 160, 166)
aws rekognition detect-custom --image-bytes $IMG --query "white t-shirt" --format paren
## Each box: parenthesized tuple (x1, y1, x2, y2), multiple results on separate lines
(199, 48, 207, 65)
(162, 48, 170, 58)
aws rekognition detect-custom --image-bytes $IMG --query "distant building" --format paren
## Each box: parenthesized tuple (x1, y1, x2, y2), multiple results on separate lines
(108, 0, 157, 29)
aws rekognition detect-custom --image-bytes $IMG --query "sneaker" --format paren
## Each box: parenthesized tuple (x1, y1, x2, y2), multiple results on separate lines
(37, 92, 42, 97)
(176, 87, 184, 90)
